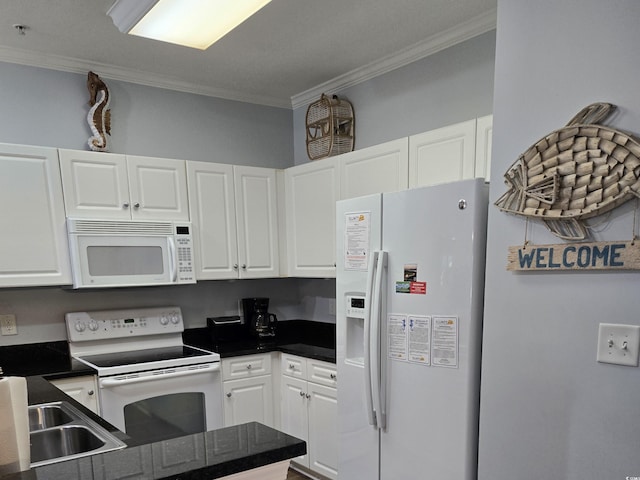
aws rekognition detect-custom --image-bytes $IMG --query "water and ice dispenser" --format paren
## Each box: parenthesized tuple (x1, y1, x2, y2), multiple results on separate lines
(344, 294, 366, 366)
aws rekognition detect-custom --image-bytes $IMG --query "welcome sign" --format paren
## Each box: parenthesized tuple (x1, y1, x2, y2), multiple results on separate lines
(507, 241, 640, 271)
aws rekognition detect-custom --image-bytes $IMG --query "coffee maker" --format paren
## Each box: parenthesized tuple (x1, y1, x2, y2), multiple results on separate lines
(242, 297, 277, 339)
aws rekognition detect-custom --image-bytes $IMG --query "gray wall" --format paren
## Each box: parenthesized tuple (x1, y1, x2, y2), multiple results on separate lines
(0, 62, 293, 168)
(478, 1, 640, 479)
(293, 30, 496, 165)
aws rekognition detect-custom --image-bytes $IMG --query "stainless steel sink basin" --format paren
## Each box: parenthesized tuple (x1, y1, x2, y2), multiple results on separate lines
(28, 401, 126, 467)
(29, 404, 73, 431)
(30, 425, 106, 463)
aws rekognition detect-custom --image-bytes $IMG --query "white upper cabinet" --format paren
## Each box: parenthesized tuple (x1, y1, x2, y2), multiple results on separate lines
(233, 165, 279, 278)
(187, 162, 279, 280)
(475, 114, 493, 182)
(187, 161, 238, 280)
(0, 143, 71, 287)
(285, 158, 340, 278)
(408, 119, 477, 188)
(339, 138, 409, 199)
(59, 149, 189, 221)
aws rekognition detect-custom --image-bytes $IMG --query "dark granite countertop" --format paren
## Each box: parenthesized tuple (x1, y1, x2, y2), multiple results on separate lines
(186, 319, 336, 363)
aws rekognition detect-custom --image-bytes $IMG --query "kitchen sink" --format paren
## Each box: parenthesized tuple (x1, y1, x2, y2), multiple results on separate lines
(29, 404, 73, 431)
(30, 426, 106, 463)
(28, 401, 126, 467)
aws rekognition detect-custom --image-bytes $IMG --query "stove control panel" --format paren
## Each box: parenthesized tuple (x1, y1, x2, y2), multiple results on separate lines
(66, 306, 184, 342)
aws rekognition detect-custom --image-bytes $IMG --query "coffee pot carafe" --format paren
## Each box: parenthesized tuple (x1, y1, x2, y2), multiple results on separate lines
(242, 297, 277, 338)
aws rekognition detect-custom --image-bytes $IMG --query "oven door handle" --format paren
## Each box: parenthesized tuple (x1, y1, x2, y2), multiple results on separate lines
(100, 363, 220, 387)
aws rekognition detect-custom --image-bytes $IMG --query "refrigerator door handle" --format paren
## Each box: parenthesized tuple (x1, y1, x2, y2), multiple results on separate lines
(370, 250, 387, 430)
(363, 250, 379, 427)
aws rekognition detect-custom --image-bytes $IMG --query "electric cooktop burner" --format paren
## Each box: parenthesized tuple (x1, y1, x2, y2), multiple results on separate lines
(77, 345, 215, 369)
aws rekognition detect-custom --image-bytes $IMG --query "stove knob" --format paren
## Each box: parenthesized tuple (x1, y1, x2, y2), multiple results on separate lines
(74, 322, 86, 332)
(160, 316, 169, 326)
(170, 314, 180, 325)
(88, 321, 99, 331)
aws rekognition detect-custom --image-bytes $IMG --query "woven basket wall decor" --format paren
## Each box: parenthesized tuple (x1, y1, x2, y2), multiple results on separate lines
(305, 94, 355, 160)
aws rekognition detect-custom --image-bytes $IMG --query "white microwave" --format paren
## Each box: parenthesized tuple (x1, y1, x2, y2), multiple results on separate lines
(66, 218, 196, 289)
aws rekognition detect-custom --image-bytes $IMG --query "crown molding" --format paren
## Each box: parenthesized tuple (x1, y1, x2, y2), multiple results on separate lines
(289, 9, 497, 109)
(0, 46, 292, 109)
(0, 8, 496, 111)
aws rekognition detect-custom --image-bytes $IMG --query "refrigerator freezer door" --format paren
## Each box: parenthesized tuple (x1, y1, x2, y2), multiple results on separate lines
(379, 179, 487, 479)
(336, 193, 382, 480)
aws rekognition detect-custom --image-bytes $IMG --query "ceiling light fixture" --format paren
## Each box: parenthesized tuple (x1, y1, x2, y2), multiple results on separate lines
(107, 0, 272, 50)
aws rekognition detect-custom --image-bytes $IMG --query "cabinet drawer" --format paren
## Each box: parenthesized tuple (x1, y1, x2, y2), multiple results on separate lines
(222, 353, 272, 380)
(281, 353, 307, 379)
(308, 359, 337, 388)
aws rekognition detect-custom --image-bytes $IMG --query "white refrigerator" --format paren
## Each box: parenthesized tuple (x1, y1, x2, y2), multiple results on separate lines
(336, 178, 488, 479)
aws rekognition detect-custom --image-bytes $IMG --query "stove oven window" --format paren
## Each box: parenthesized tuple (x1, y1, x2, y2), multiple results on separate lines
(123, 392, 206, 443)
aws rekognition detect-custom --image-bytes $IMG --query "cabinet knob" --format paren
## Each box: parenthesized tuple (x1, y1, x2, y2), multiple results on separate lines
(87, 390, 94, 396)
(241, 264, 247, 270)
(305, 394, 311, 400)
(299, 391, 305, 397)
(246, 364, 252, 370)
(226, 392, 232, 398)
(330, 373, 337, 380)
(233, 264, 239, 270)
(123, 202, 130, 208)
(289, 364, 295, 370)
(133, 202, 140, 209)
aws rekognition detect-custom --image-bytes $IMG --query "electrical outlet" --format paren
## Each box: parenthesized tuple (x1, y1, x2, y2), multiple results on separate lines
(597, 323, 640, 366)
(0, 314, 17, 335)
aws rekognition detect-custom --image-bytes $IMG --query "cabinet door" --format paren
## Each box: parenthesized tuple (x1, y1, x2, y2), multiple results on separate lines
(187, 161, 239, 280)
(475, 114, 493, 182)
(50, 375, 99, 414)
(233, 166, 279, 278)
(280, 376, 309, 467)
(0, 144, 71, 287)
(340, 138, 409, 199)
(408, 119, 477, 188)
(223, 376, 274, 428)
(58, 149, 130, 219)
(307, 383, 338, 480)
(127, 155, 189, 221)
(285, 159, 340, 277)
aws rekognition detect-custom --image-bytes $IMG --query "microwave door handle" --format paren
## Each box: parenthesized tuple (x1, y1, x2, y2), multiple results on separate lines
(168, 237, 177, 282)
(101, 363, 220, 387)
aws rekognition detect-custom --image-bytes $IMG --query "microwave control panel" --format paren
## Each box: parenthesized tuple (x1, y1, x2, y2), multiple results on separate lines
(175, 226, 194, 284)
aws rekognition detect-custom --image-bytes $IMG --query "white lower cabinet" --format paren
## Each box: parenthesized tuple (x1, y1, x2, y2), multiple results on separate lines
(280, 354, 337, 480)
(222, 354, 274, 428)
(49, 375, 99, 414)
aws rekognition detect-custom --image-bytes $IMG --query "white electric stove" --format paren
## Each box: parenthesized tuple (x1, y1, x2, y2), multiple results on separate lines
(66, 306, 223, 443)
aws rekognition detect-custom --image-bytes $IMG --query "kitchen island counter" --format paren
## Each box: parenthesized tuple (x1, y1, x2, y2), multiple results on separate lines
(0, 376, 305, 480)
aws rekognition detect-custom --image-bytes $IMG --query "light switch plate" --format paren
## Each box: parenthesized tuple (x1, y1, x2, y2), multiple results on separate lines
(597, 323, 640, 366)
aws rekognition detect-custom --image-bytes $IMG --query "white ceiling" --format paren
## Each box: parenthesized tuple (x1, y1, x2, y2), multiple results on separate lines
(0, 0, 497, 109)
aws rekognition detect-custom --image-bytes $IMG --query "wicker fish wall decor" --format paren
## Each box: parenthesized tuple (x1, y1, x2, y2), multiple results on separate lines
(86, 71, 111, 152)
(495, 103, 640, 240)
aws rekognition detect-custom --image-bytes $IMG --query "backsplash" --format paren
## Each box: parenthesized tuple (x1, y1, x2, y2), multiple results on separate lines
(0, 278, 336, 346)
